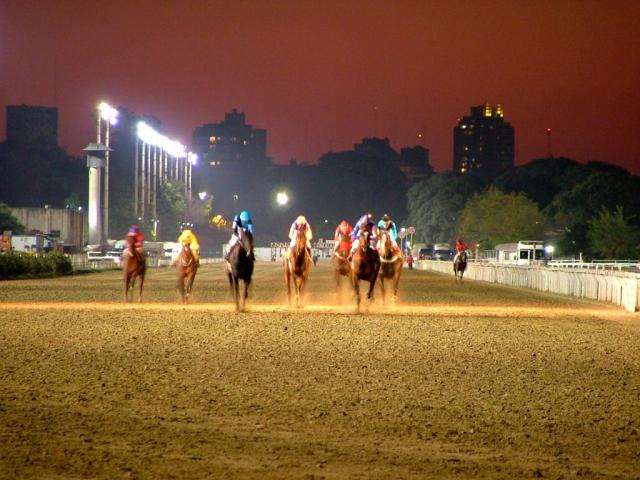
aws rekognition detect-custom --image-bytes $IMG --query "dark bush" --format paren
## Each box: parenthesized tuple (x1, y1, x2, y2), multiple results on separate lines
(0, 251, 73, 279)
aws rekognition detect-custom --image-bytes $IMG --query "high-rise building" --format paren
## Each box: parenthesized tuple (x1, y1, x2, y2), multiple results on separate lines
(192, 109, 269, 169)
(453, 104, 514, 182)
(6, 105, 58, 147)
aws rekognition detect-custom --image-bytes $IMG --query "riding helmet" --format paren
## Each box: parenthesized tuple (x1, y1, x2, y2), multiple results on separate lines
(240, 211, 251, 222)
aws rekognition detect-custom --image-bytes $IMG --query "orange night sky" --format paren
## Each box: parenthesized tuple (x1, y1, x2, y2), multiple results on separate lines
(1, 0, 639, 173)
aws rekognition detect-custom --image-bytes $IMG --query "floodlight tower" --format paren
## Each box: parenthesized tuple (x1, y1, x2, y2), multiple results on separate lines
(97, 102, 119, 242)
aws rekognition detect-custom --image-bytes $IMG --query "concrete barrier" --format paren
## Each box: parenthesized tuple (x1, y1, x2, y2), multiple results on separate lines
(417, 260, 639, 313)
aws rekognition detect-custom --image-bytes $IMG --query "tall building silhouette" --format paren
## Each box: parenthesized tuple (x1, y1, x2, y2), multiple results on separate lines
(6, 105, 58, 147)
(192, 109, 269, 169)
(453, 104, 514, 182)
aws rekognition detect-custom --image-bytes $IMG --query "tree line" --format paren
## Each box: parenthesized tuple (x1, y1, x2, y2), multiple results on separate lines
(407, 157, 640, 259)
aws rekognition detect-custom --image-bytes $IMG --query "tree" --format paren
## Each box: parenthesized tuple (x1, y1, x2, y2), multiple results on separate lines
(588, 206, 640, 259)
(545, 171, 640, 256)
(156, 181, 188, 240)
(493, 157, 585, 209)
(405, 172, 482, 243)
(0, 203, 25, 234)
(457, 188, 546, 249)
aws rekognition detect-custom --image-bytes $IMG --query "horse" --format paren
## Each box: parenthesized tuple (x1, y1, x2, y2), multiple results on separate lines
(377, 230, 403, 305)
(226, 229, 254, 312)
(350, 230, 380, 313)
(175, 244, 198, 304)
(332, 237, 352, 300)
(122, 238, 146, 302)
(284, 224, 312, 307)
(453, 250, 468, 282)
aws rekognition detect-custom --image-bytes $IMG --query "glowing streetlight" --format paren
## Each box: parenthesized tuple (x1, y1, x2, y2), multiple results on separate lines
(276, 192, 289, 206)
(198, 191, 209, 201)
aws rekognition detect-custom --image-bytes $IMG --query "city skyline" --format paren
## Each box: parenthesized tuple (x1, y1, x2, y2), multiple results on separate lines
(1, 1, 638, 173)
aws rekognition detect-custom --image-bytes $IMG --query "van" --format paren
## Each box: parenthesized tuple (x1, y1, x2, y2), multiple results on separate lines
(418, 245, 434, 260)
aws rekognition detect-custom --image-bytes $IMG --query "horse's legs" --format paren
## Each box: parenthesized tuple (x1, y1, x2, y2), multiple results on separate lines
(187, 271, 196, 301)
(241, 279, 249, 311)
(379, 277, 386, 307)
(176, 273, 185, 303)
(284, 265, 292, 307)
(352, 275, 361, 313)
(124, 273, 131, 302)
(233, 276, 241, 312)
(138, 273, 144, 303)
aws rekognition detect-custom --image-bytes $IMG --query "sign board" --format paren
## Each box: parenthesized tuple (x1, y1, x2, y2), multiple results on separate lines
(408, 226, 416, 234)
(397, 228, 407, 239)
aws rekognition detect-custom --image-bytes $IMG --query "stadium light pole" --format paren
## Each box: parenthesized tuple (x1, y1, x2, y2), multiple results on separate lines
(97, 102, 118, 243)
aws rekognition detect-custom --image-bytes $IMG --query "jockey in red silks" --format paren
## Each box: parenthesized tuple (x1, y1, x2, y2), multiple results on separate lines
(333, 220, 353, 255)
(127, 225, 144, 250)
(453, 238, 466, 262)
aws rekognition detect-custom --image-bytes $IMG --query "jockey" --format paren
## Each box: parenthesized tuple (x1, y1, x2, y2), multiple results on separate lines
(377, 213, 399, 250)
(453, 238, 467, 263)
(226, 210, 254, 260)
(333, 220, 353, 253)
(351, 213, 377, 253)
(289, 215, 313, 255)
(178, 228, 201, 264)
(126, 224, 144, 250)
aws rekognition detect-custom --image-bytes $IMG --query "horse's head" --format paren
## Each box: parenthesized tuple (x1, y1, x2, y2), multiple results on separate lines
(295, 225, 307, 249)
(240, 228, 254, 253)
(358, 230, 370, 251)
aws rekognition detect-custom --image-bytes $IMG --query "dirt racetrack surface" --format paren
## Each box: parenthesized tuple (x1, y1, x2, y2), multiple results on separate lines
(1, 262, 639, 479)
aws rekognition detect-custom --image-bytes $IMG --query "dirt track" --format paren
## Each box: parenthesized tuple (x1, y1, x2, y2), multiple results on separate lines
(1, 262, 639, 479)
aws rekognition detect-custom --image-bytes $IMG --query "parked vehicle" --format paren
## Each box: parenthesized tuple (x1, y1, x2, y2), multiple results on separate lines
(418, 245, 434, 260)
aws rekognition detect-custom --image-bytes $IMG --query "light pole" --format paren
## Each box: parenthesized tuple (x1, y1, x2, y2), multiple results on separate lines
(97, 102, 118, 243)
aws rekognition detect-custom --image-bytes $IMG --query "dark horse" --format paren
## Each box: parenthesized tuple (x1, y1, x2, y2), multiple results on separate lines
(284, 224, 312, 307)
(453, 250, 468, 282)
(332, 235, 352, 300)
(226, 229, 254, 312)
(377, 230, 403, 305)
(350, 231, 380, 313)
(175, 244, 198, 304)
(122, 237, 146, 302)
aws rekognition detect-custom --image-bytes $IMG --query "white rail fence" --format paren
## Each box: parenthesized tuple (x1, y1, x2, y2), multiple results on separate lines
(417, 260, 640, 313)
(67, 254, 223, 270)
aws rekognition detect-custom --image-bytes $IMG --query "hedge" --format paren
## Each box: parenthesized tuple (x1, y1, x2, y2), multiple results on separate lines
(0, 251, 73, 278)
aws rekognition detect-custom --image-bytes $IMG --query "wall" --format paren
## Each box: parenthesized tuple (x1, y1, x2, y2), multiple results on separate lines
(11, 207, 86, 250)
(418, 260, 639, 313)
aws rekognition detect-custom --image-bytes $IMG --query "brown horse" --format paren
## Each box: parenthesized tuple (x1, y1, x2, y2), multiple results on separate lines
(453, 250, 468, 282)
(227, 229, 254, 312)
(284, 224, 312, 307)
(332, 236, 352, 299)
(175, 244, 198, 304)
(377, 230, 403, 305)
(122, 237, 146, 302)
(350, 230, 380, 313)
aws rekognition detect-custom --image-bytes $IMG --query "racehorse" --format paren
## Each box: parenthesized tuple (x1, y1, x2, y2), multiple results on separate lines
(350, 230, 380, 313)
(284, 223, 312, 307)
(377, 230, 403, 305)
(175, 244, 198, 304)
(332, 236, 352, 299)
(453, 250, 468, 282)
(122, 237, 146, 302)
(226, 229, 254, 312)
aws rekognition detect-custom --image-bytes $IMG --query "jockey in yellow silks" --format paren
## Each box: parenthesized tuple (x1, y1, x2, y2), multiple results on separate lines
(178, 229, 200, 264)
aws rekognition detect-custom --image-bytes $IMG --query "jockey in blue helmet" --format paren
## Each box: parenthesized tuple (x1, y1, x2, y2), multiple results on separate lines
(226, 210, 254, 260)
(377, 213, 400, 252)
